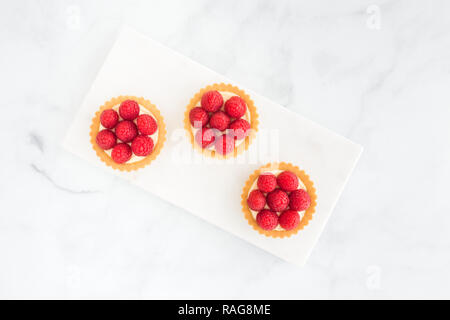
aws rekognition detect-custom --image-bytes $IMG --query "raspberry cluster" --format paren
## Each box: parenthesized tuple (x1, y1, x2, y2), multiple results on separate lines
(189, 90, 251, 156)
(246, 170, 311, 231)
(95, 99, 157, 164)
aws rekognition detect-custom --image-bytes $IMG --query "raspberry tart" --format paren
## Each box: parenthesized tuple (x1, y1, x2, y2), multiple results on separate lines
(241, 162, 317, 238)
(90, 96, 166, 171)
(184, 83, 259, 158)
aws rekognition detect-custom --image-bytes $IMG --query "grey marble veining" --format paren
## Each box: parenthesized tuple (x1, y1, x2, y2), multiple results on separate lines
(1, 0, 450, 299)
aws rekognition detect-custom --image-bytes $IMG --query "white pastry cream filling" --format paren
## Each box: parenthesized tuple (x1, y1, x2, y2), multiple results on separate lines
(99, 104, 158, 163)
(248, 170, 306, 231)
(191, 91, 251, 150)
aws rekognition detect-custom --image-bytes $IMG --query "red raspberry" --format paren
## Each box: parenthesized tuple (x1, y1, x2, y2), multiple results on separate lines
(224, 96, 246, 118)
(195, 128, 216, 148)
(228, 118, 250, 140)
(137, 114, 158, 135)
(214, 134, 234, 156)
(209, 111, 230, 131)
(119, 100, 140, 120)
(96, 129, 116, 150)
(289, 189, 311, 211)
(256, 210, 279, 230)
(278, 210, 300, 230)
(247, 190, 266, 211)
(277, 171, 299, 192)
(100, 109, 119, 129)
(257, 173, 277, 193)
(111, 143, 132, 164)
(131, 135, 154, 156)
(267, 189, 289, 212)
(115, 120, 138, 143)
(189, 107, 209, 128)
(201, 90, 223, 112)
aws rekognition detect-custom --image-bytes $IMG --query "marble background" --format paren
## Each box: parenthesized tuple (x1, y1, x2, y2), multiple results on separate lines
(1, 0, 449, 299)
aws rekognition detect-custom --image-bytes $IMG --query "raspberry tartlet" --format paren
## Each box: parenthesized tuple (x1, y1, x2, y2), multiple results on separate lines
(184, 83, 259, 158)
(241, 162, 317, 238)
(90, 96, 166, 171)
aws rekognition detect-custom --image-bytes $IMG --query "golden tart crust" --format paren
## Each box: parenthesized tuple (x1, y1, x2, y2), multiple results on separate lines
(184, 83, 259, 159)
(90, 95, 166, 172)
(241, 162, 317, 238)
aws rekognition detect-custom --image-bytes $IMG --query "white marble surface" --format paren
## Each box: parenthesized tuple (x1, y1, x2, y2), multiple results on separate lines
(1, 0, 449, 299)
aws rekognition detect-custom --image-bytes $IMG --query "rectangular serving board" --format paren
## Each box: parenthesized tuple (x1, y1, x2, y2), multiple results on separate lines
(63, 26, 362, 266)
